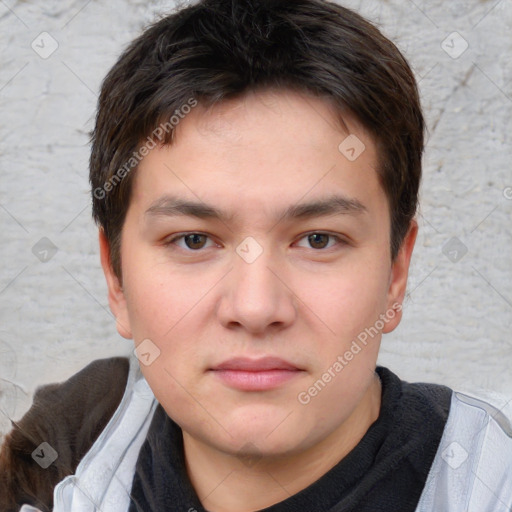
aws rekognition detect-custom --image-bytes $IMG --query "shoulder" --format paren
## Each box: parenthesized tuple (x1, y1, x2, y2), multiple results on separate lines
(416, 390, 512, 511)
(0, 356, 130, 512)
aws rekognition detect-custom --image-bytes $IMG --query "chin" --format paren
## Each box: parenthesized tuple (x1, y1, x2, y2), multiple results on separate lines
(211, 418, 313, 459)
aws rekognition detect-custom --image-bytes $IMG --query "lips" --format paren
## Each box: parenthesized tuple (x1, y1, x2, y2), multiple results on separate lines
(210, 357, 304, 391)
(211, 356, 301, 372)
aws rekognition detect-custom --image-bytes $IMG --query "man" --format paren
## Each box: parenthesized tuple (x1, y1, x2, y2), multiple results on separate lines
(1, 0, 511, 510)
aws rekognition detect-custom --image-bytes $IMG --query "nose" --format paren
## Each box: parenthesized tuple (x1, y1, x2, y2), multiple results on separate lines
(216, 241, 297, 335)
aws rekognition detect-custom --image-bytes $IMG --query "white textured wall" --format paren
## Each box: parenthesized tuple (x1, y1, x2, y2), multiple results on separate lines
(1, 0, 511, 438)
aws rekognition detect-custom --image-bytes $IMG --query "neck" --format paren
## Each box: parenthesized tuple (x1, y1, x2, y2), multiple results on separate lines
(182, 372, 382, 512)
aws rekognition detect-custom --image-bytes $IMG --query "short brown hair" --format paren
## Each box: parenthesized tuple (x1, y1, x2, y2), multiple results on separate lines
(90, 0, 425, 281)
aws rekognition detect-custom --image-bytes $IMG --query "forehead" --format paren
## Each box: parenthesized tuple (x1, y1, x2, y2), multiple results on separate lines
(130, 89, 386, 224)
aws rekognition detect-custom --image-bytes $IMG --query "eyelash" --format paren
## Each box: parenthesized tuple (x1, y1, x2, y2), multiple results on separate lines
(164, 232, 348, 252)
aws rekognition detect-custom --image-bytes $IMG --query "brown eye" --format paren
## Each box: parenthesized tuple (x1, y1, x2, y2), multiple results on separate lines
(183, 233, 208, 250)
(308, 233, 330, 249)
(165, 233, 215, 251)
(296, 232, 344, 250)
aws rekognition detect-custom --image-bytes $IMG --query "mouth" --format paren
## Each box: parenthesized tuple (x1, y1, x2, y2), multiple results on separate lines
(209, 356, 305, 391)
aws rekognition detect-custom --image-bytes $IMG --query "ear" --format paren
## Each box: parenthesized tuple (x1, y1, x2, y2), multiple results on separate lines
(99, 229, 133, 339)
(382, 219, 418, 333)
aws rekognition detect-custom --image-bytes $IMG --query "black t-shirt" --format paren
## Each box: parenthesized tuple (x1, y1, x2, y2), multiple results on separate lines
(128, 366, 453, 512)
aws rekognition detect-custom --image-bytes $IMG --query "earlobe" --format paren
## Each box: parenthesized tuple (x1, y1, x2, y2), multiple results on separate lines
(382, 219, 418, 333)
(98, 229, 133, 339)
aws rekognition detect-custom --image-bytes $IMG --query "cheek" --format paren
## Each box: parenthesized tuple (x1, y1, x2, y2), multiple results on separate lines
(139, 358, 208, 436)
(121, 247, 194, 339)
(302, 258, 390, 342)
(122, 261, 210, 382)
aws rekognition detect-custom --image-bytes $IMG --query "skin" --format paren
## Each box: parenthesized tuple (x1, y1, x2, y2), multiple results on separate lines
(100, 88, 417, 512)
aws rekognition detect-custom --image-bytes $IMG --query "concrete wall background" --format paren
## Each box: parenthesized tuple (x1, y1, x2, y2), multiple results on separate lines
(1, 0, 511, 438)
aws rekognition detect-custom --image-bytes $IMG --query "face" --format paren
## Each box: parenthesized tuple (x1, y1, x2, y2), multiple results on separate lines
(101, 89, 416, 459)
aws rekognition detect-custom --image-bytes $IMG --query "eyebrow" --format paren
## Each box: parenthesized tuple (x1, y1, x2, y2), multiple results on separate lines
(145, 194, 368, 224)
